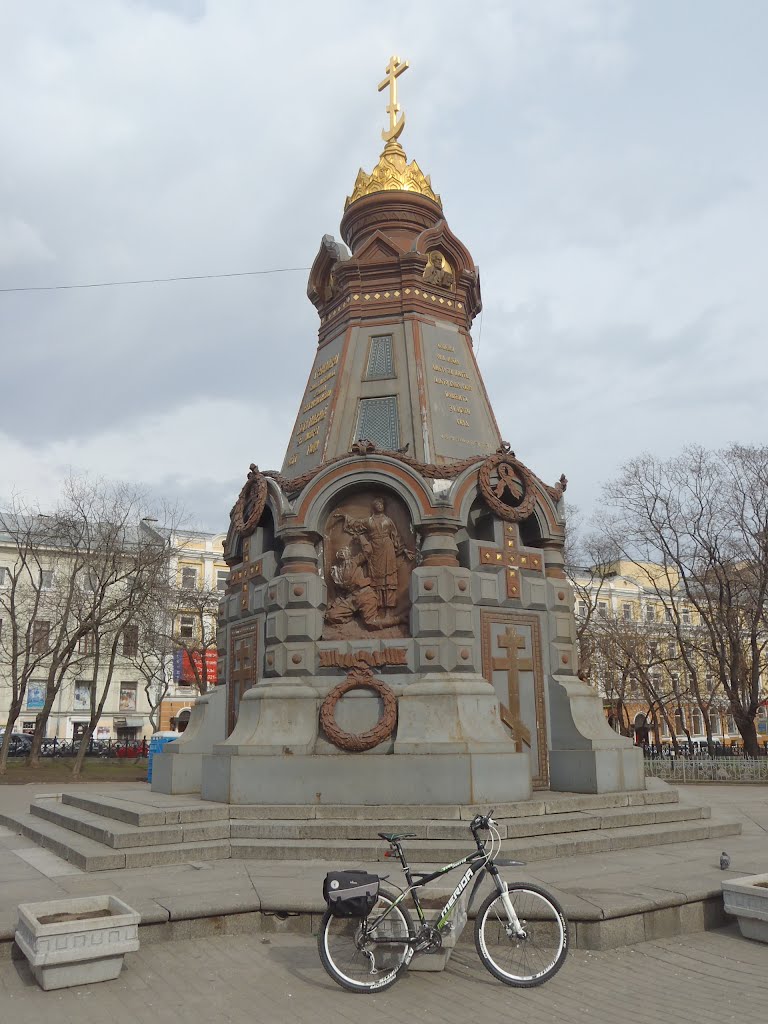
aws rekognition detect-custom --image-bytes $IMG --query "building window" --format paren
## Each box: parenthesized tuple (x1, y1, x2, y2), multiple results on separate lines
(123, 625, 139, 657)
(40, 570, 54, 589)
(365, 335, 395, 379)
(667, 642, 676, 660)
(78, 632, 95, 655)
(355, 396, 400, 451)
(649, 642, 658, 660)
(576, 601, 587, 618)
(27, 682, 45, 710)
(179, 615, 194, 639)
(73, 681, 93, 711)
(597, 602, 607, 618)
(217, 569, 229, 593)
(0, 566, 7, 586)
(674, 708, 685, 734)
(32, 620, 50, 655)
(691, 708, 703, 735)
(622, 603, 632, 621)
(682, 606, 691, 624)
(661, 719, 669, 737)
(645, 605, 655, 623)
(665, 607, 673, 621)
(119, 682, 137, 712)
(181, 566, 198, 590)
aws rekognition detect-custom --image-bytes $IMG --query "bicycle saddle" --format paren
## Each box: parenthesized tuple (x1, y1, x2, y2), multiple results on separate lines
(378, 832, 417, 842)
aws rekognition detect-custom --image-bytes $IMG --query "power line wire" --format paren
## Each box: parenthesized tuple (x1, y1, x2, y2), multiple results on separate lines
(0, 266, 311, 294)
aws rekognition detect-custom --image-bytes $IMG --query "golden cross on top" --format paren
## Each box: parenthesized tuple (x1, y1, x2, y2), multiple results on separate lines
(378, 55, 409, 143)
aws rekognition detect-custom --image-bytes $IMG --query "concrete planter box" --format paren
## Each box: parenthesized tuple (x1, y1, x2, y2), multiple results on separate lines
(722, 873, 768, 943)
(15, 895, 140, 990)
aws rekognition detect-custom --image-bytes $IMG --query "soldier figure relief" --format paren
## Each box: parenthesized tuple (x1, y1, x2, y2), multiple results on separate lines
(325, 498, 415, 633)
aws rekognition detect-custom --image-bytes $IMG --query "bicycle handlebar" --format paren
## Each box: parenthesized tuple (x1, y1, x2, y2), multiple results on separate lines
(469, 809, 496, 832)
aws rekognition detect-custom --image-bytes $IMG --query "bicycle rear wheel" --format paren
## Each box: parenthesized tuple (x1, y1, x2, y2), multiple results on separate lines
(318, 888, 414, 993)
(475, 883, 568, 987)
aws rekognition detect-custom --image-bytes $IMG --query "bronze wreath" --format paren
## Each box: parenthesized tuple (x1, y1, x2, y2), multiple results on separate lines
(319, 667, 398, 752)
(478, 451, 538, 522)
(231, 464, 268, 536)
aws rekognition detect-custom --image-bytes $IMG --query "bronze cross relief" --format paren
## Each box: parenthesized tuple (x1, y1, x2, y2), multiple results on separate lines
(478, 525, 542, 599)
(491, 626, 533, 752)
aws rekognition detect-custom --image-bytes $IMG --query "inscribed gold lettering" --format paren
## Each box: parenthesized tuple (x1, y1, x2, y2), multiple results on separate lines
(318, 648, 408, 669)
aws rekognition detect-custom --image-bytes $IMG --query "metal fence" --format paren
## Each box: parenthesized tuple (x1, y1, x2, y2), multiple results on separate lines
(644, 756, 768, 783)
(5, 737, 150, 759)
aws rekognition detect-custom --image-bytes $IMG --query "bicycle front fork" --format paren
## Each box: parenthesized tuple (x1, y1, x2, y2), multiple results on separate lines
(496, 880, 527, 940)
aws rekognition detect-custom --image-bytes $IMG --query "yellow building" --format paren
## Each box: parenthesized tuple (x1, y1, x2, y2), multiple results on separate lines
(569, 559, 766, 750)
(160, 529, 228, 733)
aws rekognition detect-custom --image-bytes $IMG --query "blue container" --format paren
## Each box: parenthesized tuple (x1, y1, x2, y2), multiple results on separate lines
(146, 734, 178, 783)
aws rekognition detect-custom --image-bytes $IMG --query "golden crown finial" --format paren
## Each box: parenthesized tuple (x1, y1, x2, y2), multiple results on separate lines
(344, 57, 441, 210)
(378, 55, 409, 144)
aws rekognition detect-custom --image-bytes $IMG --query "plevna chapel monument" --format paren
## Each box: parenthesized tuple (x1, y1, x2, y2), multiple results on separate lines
(153, 57, 643, 805)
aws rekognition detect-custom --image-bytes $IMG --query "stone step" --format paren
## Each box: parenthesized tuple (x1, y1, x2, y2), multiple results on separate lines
(227, 787, 679, 821)
(31, 799, 229, 848)
(61, 791, 229, 825)
(229, 816, 740, 863)
(0, 811, 126, 871)
(228, 803, 708, 842)
(0, 810, 232, 872)
(121, 839, 231, 869)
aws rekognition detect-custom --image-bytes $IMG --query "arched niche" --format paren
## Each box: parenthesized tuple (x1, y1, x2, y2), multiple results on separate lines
(248, 504, 277, 560)
(320, 484, 417, 641)
(519, 509, 545, 549)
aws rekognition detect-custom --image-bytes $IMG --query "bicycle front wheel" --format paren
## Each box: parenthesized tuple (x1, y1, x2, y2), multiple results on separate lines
(475, 882, 568, 987)
(318, 888, 414, 994)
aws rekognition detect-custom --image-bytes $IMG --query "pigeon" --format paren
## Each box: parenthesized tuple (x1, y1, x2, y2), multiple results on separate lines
(720, 851, 731, 870)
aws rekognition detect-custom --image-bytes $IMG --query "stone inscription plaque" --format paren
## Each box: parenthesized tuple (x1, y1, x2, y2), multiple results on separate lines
(281, 331, 345, 476)
(419, 322, 499, 461)
(323, 490, 416, 640)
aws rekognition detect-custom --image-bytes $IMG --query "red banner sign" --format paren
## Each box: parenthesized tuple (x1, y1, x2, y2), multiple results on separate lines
(175, 650, 218, 685)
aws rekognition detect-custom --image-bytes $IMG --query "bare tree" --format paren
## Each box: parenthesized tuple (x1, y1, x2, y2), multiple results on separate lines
(127, 598, 174, 734)
(0, 504, 63, 773)
(0, 496, 100, 770)
(166, 580, 220, 695)
(564, 506, 620, 681)
(64, 488, 175, 778)
(0, 476, 178, 770)
(604, 445, 768, 757)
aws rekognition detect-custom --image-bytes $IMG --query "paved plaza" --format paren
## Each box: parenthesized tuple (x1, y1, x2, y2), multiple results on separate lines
(0, 781, 765, 1018)
(0, 782, 765, 946)
(1, 926, 765, 1024)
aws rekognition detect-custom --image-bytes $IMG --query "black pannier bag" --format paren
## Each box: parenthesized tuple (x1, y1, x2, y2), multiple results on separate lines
(322, 871, 380, 918)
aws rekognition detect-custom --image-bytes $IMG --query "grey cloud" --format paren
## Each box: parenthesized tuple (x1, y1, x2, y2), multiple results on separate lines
(1, 0, 766, 530)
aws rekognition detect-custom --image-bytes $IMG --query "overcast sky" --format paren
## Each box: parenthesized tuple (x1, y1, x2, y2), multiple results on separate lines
(1, 0, 766, 532)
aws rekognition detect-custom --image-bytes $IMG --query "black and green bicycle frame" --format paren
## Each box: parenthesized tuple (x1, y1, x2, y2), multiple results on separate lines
(366, 831, 516, 944)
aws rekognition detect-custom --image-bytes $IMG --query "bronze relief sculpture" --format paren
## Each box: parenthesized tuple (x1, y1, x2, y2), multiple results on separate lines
(324, 494, 416, 638)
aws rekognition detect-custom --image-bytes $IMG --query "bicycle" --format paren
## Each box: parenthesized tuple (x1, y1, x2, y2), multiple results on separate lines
(318, 809, 569, 993)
